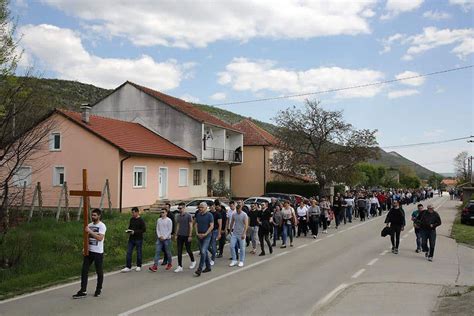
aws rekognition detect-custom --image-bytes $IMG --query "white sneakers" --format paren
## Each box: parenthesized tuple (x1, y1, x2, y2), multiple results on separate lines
(136, 267, 141, 272)
(230, 260, 244, 267)
(238, 262, 244, 267)
(121, 267, 132, 273)
(174, 266, 183, 273)
(189, 261, 196, 269)
(210, 260, 215, 266)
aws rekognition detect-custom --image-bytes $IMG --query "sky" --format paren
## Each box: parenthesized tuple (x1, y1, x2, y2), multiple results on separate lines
(11, 0, 474, 175)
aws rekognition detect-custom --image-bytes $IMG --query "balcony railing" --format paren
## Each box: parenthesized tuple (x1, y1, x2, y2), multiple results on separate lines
(203, 147, 242, 162)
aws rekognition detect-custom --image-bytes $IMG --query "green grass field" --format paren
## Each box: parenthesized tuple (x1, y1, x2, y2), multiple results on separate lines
(451, 211, 474, 247)
(0, 212, 200, 300)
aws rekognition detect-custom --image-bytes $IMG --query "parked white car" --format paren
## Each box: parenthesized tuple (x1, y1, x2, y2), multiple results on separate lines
(169, 198, 230, 216)
(243, 196, 272, 210)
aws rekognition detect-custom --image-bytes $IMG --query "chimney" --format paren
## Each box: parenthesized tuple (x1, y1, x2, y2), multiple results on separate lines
(80, 104, 91, 124)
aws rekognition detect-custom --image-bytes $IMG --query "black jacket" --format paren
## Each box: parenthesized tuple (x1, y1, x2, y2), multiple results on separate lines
(385, 208, 406, 227)
(416, 211, 441, 230)
(128, 217, 146, 240)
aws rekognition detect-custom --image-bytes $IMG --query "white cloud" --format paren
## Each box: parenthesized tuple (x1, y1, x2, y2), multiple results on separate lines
(180, 94, 200, 103)
(41, 0, 377, 48)
(218, 58, 385, 99)
(395, 71, 425, 86)
(382, 27, 474, 60)
(435, 86, 445, 94)
(210, 92, 227, 101)
(449, 0, 474, 11)
(380, 33, 404, 54)
(422, 10, 451, 20)
(381, 0, 424, 20)
(387, 89, 419, 99)
(18, 24, 192, 90)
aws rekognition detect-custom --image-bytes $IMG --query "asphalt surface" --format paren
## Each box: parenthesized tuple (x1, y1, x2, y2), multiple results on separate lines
(1, 195, 467, 316)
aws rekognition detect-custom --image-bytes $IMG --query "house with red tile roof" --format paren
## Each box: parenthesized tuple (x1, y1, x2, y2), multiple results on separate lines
(232, 118, 279, 197)
(8, 107, 196, 211)
(91, 82, 243, 198)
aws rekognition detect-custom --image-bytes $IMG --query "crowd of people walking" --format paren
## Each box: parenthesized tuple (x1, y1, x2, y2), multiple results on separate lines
(73, 188, 440, 298)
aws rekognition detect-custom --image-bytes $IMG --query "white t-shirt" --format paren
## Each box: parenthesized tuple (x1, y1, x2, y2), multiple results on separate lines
(297, 205, 308, 217)
(88, 221, 106, 254)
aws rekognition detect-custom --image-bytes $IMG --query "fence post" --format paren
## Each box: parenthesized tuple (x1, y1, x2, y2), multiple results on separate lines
(56, 183, 65, 221)
(38, 182, 43, 218)
(28, 183, 39, 222)
(106, 179, 112, 213)
(76, 197, 83, 221)
(64, 182, 70, 222)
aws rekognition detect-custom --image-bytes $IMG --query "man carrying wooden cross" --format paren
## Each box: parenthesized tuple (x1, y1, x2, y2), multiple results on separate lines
(73, 208, 107, 299)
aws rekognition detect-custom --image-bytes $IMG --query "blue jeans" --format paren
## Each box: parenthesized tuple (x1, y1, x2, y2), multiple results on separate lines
(126, 239, 143, 268)
(282, 223, 293, 246)
(154, 239, 172, 265)
(198, 234, 211, 270)
(414, 228, 422, 250)
(209, 230, 219, 261)
(230, 233, 246, 263)
(346, 206, 353, 222)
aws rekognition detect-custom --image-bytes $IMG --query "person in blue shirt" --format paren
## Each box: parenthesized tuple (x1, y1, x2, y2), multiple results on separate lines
(194, 202, 214, 277)
(411, 204, 425, 253)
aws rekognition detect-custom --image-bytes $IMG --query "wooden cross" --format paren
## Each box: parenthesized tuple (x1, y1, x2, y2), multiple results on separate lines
(70, 169, 101, 256)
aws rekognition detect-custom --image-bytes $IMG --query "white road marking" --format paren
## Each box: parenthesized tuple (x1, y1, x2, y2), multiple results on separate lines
(403, 234, 409, 238)
(310, 283, 349, 314)
(327, 234, 335, 238)
(380, 250, 389, 256)
(409, 228, 414, 233)
(351, 269, 366, 279)
(297, 244, 308, 249)
(118, 250, 291, 315)
(367, 258, 379, 266)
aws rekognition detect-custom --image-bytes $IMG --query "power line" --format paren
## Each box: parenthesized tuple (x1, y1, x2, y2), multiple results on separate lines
(381, 136, 473, 149)
(211, 65, 474, 106)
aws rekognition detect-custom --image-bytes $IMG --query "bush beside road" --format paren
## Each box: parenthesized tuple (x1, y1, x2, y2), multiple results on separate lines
(451, 210, 474, 247)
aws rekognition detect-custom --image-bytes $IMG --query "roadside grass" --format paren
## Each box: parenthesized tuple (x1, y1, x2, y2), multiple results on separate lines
(0, 212, 200, 300)
(451, 206, 474, 247)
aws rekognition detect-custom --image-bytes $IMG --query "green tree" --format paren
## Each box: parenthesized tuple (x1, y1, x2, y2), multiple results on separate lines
(399, 166, 421, 188)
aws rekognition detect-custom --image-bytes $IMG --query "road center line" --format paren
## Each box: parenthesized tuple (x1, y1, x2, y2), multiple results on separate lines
(367, 258, 379, 266)
(327, 234, 335, 238)
(379, 250, 389, 256)
(118, 250, 291, 315)
(310, 283, 349, 314)
(351, 269, 366, 279)
(296, 244, 308, 249)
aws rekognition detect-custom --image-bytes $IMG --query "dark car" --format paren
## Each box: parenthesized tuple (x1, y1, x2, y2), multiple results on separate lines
(461, 200, 474, 225)
(263, 193, 296, 206)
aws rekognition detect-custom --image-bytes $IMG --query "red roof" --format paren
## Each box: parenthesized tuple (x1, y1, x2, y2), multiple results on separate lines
(57, 109, 195, 159)
(127, 82, 241, 132)
(233, 119, 279, 146)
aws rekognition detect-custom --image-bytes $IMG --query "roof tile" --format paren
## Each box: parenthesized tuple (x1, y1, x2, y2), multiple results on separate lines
(233, 119, 279, 146)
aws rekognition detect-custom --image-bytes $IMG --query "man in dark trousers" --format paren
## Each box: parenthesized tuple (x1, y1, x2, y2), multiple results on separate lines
(385, 200, 405, 254)
(73, 209, 106, 299)
(417, 204, 442, 262)
(121, 207, 146, 272)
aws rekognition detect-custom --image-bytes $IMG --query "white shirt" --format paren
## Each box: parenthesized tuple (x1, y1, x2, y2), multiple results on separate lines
(88, 221, 106, 254)
(227, 208, 236, 229)
(369, 197, 380, 207)
(345, 198, 355, 206)
(156, 217, 172, 240)
(297, 205, 308, 217)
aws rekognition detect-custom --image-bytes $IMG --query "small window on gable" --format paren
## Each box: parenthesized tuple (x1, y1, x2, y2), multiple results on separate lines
(179, 168, 188, 187)
(53, 166, 65, 186)
(13, 166, 32, 187)
(133, 167, 146, 188)
(50, 133, 61, 151)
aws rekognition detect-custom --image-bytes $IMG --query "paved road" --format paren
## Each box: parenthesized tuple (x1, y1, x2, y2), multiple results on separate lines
(1, 195, 468, 316)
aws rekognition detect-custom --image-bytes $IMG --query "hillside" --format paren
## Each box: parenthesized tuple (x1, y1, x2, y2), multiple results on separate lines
(24, 77, 438, 179)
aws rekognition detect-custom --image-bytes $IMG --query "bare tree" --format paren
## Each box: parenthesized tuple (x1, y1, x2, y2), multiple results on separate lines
(0, 0, 53, 232)
(272, 100, 378, 194)
(454, 151, 469, 183)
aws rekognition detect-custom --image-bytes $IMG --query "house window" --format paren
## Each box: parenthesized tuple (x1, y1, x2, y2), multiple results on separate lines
(133, 166, 146, 188)
(179, 168, 188, 187)
(13, 166, 32, 187)
(193, 169, 201, 186)
(219, 170, 225, 184)
(50, 133, 61, 151)
(53, 166, 65, 186)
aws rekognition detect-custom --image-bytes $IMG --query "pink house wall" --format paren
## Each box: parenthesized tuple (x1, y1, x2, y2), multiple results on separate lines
(12, 114, 120, 208)
(121, 156, 192, 208)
